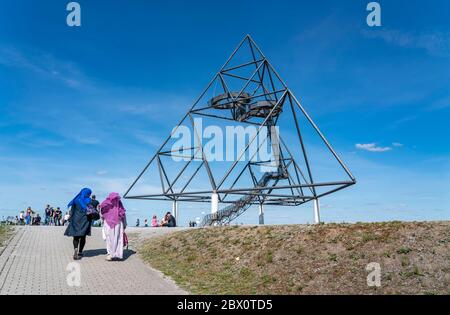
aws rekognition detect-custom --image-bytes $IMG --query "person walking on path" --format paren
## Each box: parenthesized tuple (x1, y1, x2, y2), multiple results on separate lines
(100, 193, 127, 261)
(64, 188, 93, 260)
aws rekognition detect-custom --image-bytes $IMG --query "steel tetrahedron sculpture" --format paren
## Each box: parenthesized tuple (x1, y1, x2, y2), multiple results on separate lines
(124, 35, 356, 226)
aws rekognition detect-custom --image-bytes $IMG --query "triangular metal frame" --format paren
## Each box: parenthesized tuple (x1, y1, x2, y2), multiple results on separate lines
(124, 35, 356, 209)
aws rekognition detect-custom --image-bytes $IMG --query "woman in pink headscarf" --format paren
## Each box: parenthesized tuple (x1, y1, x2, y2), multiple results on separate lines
(100, 193, 127, 261)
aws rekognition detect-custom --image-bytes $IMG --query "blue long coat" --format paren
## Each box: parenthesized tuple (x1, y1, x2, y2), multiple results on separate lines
(64, 204, 91, 237)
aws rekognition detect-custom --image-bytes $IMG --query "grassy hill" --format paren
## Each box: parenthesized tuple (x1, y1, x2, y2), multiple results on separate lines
(0, 226, 13, 254)
(139, 221, 450, 295)
(0, 226, 10, 242)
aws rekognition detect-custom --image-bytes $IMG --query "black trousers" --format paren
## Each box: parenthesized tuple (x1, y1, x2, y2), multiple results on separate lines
(73, 236, 86, 252)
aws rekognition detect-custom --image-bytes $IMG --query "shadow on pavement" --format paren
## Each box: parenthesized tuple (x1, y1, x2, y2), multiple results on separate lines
(81, 248, 136, 261)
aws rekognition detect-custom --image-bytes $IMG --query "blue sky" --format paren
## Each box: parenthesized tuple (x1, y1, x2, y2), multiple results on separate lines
(0, 0, 449, 225)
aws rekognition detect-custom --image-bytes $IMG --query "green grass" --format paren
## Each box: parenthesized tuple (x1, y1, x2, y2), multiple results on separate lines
(138, 221, 450, 295)
(0, 225, 12, 247)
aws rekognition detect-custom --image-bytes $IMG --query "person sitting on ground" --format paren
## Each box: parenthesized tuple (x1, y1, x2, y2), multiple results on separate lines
(161, 212, 176, 227)
(151, 215, 159, 227)
(168, 212, 176, 227)
(160, 213, 169, 227)
(33, 214, 41, 225)
(144, 218, 148, 227)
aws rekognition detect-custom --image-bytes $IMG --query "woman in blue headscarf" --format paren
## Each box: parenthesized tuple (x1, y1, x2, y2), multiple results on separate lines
(64, 188, 93, 260)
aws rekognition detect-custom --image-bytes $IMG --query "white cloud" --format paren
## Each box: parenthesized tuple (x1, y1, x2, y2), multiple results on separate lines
(428, 96, 450, 111)
(355, 143, 392, 153)
(361, 29, 450, 58)
(116, 95, 189, 120)
(134, 130, 164, 147)
(70, 175, 163, 199)
(0, 46, 93, 91)
(392, 142, 403, 147)
(8, 131, 66, 148)
(120, 104, 161, 115)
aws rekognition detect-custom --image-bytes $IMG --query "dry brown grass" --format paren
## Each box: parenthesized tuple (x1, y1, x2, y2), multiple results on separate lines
(139, 221, 450, 295)
(0, 226, 9, 241)
(0, 226, 13, 253)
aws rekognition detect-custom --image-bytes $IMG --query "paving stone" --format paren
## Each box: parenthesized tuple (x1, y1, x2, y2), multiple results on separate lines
(0, 226, 188, 295)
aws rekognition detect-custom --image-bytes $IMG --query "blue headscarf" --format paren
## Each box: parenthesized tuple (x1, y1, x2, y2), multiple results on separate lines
(68, 188, 92, 212)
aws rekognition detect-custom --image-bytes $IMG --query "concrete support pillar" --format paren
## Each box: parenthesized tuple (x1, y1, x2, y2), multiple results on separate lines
(172, 200, 178, 222)
(211, 192, 219, 214)
(258, 203, 265, 225)
(313, 198, 321, 224)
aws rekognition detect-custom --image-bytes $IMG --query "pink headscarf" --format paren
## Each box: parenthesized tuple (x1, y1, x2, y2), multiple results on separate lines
(100, 193, 126, 228)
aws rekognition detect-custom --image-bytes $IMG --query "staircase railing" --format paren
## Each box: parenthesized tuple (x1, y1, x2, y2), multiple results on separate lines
(200, 172, 273, 227)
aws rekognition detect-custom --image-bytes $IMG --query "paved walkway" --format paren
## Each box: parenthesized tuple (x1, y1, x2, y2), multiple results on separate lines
(0, 226, 188, 295)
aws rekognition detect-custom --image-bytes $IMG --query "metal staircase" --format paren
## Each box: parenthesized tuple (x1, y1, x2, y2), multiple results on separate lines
(200, 95, 287, 227)
(200, 172, 277, 227)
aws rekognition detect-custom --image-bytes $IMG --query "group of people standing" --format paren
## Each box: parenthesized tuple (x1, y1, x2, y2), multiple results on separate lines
(17, 206, 69, 226)
(65, 188, 127, 261)
(44, 205, 66, 226)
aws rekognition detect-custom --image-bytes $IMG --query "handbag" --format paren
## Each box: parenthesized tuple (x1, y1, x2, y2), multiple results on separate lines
(86, 204, 100, 221)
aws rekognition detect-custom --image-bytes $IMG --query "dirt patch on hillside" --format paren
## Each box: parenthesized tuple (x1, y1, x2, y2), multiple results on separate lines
(140, 221, 450, 295)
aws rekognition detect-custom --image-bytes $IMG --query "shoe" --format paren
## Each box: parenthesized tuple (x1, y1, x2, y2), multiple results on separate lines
(73, 248, 79, 260)
(105, 255, 112, 261)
